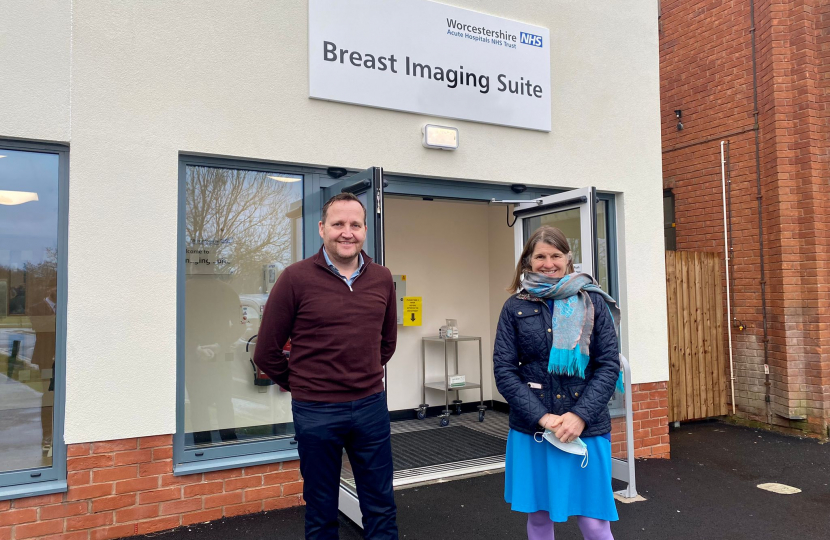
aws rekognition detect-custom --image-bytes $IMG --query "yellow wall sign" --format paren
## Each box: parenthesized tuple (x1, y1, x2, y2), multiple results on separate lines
(403, 296, 422, 327)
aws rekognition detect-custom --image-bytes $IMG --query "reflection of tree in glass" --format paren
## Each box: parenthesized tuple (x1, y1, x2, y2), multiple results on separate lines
(569, 238, 581, 260)
(597, 237, 608, 291)
(0, 248, 57, 315)
(185, 167, 300, 293)
(30, 247, 58, 285)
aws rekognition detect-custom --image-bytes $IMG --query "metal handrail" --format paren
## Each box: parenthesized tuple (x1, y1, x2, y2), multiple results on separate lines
(610, 354, 638, 498)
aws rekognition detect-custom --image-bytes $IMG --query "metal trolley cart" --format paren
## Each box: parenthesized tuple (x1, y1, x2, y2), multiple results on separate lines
(417, 336, 487, 426)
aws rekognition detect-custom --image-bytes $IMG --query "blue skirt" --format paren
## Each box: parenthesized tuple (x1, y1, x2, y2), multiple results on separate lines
(504, 429, 619, 522)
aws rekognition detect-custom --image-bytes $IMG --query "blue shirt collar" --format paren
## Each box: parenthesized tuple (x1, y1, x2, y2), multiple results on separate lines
(322, 248, 364, 283)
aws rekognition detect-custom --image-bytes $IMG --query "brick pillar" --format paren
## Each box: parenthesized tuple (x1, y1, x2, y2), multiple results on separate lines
(610, 382, 670, 459)
(752, 0, 830, 432)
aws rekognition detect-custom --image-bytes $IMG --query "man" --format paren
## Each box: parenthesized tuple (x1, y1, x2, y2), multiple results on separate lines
(254, 192, 398, 540)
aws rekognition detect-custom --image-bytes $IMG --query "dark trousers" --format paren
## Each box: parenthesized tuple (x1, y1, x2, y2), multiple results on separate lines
(292, 391, 398, 540)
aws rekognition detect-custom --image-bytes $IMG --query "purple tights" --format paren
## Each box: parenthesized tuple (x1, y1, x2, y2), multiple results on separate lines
(526, 510, 614, 540)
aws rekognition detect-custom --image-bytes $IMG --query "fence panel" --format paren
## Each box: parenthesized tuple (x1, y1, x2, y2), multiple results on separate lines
(665, 251, 728, 422)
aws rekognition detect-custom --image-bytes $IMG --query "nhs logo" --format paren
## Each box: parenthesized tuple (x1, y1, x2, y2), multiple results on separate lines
(520, 32, 543, 47)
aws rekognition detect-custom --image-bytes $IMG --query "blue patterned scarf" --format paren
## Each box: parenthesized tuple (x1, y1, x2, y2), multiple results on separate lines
(520, 272, 623, 391)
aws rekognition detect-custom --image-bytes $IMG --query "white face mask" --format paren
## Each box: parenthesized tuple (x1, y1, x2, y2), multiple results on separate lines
(534, 429, 589, 468)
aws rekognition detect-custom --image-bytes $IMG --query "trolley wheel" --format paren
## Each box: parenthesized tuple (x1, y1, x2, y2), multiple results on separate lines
(417, 409, 426, 420)
(440, 417, 450, 427)
(478, 410, 485, 422)
(452, 399, 463, 416)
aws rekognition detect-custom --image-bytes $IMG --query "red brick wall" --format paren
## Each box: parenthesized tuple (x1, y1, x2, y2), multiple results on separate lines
(660, 0, 830, 436)
(0, 389, 669, 539)
(0, 436, 303, 540)
(611, 382, 671, 459)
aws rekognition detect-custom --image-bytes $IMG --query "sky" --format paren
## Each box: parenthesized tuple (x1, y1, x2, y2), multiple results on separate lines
(0, 149, 60, 269)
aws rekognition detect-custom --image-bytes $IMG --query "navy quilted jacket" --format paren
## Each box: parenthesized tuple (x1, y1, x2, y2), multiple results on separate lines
(493, 291, 620, 437)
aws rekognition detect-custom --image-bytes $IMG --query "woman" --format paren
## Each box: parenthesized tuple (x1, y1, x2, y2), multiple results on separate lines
(494, 226, 621, 540)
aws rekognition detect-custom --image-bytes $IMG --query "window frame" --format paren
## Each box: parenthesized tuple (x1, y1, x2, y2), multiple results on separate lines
(174, 155, 321, 474)
(596, 193, 620, 301)
(0, 139, 69, 500)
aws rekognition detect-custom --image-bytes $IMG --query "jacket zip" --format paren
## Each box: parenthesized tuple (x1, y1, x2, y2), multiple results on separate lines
(324, 261, 369, 292)
(542, 300, 553, 349)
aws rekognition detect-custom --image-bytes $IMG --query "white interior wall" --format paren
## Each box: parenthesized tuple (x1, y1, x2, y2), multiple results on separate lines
(487, 206, 515, 403)
(3, 0, 667, 443)
(385, 197, 516, 411)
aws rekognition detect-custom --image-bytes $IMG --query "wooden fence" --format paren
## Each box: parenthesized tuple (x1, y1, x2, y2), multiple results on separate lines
(665, 251, 729, 422)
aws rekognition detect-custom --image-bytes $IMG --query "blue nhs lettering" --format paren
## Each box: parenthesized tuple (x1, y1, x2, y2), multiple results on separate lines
(520, 32, 543, 47)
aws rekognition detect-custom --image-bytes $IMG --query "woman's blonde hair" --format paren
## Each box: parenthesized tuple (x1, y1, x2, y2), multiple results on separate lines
(507, 226, 574, 292)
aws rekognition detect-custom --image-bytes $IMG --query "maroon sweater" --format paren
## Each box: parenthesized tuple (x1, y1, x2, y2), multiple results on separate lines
(253, 248, 397, 402)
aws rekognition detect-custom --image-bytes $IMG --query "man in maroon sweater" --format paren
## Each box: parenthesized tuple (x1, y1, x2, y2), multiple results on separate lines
(254, 192, 398, 540)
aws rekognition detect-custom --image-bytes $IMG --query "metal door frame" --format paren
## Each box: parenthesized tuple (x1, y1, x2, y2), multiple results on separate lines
(512, 186, 598, 278)
(320, 167, 385, 263)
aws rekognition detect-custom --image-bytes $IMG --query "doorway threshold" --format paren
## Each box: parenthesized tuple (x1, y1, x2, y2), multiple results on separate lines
(393, 455, 505, 487)
(342, 410, 509, 491)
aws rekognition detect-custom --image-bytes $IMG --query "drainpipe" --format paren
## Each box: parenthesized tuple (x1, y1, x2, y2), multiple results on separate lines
(748, 0, 772, 419)
(721, 141, 737, 414)
(725, 143, 736, 326)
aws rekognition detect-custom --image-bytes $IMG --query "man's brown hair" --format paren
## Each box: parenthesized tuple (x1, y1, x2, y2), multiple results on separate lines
(321, 192, 367, 225)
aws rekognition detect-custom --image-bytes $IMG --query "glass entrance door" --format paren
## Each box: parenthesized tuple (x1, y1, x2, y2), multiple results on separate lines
(321, 167, 385, 264)
(514, 187, 626, 428)
(319, 168, 386, 526)
(513, 187, 598, 277)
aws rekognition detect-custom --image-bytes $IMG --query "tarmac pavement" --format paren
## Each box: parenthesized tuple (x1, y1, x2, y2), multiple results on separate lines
(128, 421, 830, 539)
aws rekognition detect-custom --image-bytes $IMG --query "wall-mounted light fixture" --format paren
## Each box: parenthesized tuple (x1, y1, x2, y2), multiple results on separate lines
(674, 109, 683, 131)
(422, 124, 459, 150)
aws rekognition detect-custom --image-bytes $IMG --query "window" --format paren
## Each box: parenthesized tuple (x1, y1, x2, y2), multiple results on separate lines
(596, 198, 612, 296)
(525, 207, 584, 268)
(0, 142, 67, 497)
(176, 158, 304, 470)
(663, 190, 676, 251)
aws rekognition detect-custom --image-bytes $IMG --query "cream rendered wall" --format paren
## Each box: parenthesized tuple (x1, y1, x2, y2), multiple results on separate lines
(7, 0, 666, 443)
(0, 0, 71, 141)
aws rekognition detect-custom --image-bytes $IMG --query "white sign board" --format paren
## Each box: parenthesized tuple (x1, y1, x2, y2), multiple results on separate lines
(309, 0, 551, 132)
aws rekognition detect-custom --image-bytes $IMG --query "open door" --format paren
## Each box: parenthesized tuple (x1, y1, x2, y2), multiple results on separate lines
(323, 168, 386, 527)
(322, 167, 385, 264)
(515, 187, 636, 496)
(513, 187, 598, 278)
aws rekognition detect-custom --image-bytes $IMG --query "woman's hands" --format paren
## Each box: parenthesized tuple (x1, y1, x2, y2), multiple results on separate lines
(550, 412, 586, 443)
(538, 413, 561, 432)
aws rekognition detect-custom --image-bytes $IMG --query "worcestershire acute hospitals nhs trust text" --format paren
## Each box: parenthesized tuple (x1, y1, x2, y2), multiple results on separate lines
(323, 41, 544, 98)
